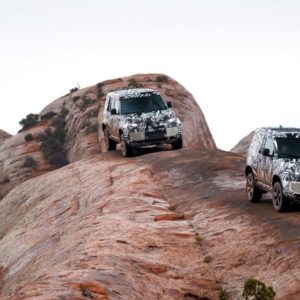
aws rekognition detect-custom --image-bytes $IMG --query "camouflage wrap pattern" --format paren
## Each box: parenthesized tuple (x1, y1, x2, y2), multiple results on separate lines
(246, 127, 300, 199)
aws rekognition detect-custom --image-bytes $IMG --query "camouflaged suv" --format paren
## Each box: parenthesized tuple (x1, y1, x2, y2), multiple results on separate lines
(102, 88, 182, 157)
(245, 127, 300, 211)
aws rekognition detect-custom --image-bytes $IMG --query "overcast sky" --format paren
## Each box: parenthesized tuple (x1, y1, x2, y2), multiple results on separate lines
(1, 0, 300, 150)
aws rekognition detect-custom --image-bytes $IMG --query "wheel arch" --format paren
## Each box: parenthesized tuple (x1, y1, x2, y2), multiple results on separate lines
(272, 175, 281, 186)
(245, 165, 252, 177)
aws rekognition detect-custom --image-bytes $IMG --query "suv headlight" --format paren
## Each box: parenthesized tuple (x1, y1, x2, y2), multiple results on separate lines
(290, 171, 300, 181)
(166, 117, 179, 127)
(168, 117, 176, 123)
(129, 123, 138, 129)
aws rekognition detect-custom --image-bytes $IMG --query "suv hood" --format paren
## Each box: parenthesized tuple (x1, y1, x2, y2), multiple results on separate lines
(125, 109, 178, 126)
(278, 159, 300, 182)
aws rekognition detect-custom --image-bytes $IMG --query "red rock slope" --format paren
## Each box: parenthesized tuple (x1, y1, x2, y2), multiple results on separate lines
(231, 131, 254, 156)
(1, 148, 300, 299)
(0, 151, 220, 300)
(0, 130, 11, 145)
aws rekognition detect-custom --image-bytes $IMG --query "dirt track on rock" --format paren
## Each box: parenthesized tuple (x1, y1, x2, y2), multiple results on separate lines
(140, 147, 300, 299)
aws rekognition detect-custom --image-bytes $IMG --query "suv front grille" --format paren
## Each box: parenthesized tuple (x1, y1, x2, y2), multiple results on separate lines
(129, 132, 145, 141)
(145, 131, 165, 141)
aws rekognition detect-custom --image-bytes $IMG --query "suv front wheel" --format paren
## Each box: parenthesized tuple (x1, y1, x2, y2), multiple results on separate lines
(246, 172, 262, 202)
(272, 181, 289, 212)
(172, 137, 183, 150)
(120, 134, 133, 157)
(104, 128, 116, 151)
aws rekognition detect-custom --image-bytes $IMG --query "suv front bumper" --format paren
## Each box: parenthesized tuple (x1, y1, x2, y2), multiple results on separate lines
(286, 181, 300, 201)
(126, 127, 181, 147)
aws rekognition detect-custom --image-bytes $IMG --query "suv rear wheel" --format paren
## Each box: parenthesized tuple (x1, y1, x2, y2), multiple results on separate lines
(120, 133, 133, 157)
(272, 181, 289, 212)
(246, 172, 262, 202)
(104, 128, 117, 151)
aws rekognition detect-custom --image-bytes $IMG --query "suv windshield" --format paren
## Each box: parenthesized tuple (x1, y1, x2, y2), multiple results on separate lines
(276, 138, 300, 158)
(120, 92, 167, 115)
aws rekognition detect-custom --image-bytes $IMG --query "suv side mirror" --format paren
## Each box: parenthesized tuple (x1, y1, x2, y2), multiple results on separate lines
(262, 148, 271, 156)
(111, 108, 117, 115)
(167, 101, 172, 108)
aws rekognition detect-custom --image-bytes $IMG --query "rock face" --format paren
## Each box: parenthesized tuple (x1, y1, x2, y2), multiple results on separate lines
(1, 148, 300, 299)
(40, 74, 215, 161)
(231, 131, 254, 156)
(0, 129, 11, 145)
(0, 151, 220, 300)
(0, 124, 52, 199)
(0, 74, 215, 200)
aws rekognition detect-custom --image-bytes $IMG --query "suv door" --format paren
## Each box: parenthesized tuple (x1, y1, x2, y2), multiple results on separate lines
(106, 96, 116, 138)
(109, 97, 120, 140)
(259, 137, 275, 188)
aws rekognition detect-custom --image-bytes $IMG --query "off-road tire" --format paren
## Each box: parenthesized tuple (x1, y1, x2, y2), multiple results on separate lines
(103, 128, 116, 151)
(246, 172, 262, 202)
(120, 133, 133, 157)
(172, 137, 183, 150)
(272, 181, 290, 212)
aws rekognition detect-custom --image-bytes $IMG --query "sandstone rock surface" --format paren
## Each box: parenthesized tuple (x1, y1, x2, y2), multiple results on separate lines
(0, 130, 11, 145)
(1, 148, 300, 299)
(231, 131, 254, 156)
(1, 74, 299, 299)
(0, 150, 220, 300)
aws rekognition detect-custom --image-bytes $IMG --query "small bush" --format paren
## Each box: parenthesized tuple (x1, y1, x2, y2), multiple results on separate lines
(37, 132, 48, 142)
(48, 152, 69, 167)
(80, 284, 92, 298)
(96, 82, 104, 98)
(219, 288, 229, 300)
(243, 278, 275, 300)
(70, 87, 79, 93)
(61, 106, 69, 118)
(195, 235, 202, 242)
(24, 133, 34, 142)
(19, 113, 39, 132)
(168, 204, 177, 211)
(204, 256, 213, 263)
(21, 157, 38, 169)
(0, 176, 10, 184)
(39, 107, 69, 168)
(80, 96, 96, 111)
(72, 96, 80, 102)
(156, 75, 168, 83)
(128, 78, 143, 88)
(41, 111, 57, 120)
(51, 115, 66, 128)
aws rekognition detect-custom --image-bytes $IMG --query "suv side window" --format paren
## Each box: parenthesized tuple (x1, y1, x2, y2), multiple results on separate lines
(108, 97, 116, 113)
(107, 96, 112, 111)
(115, 99, 121, 114)
(265, 137, 275, 156)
